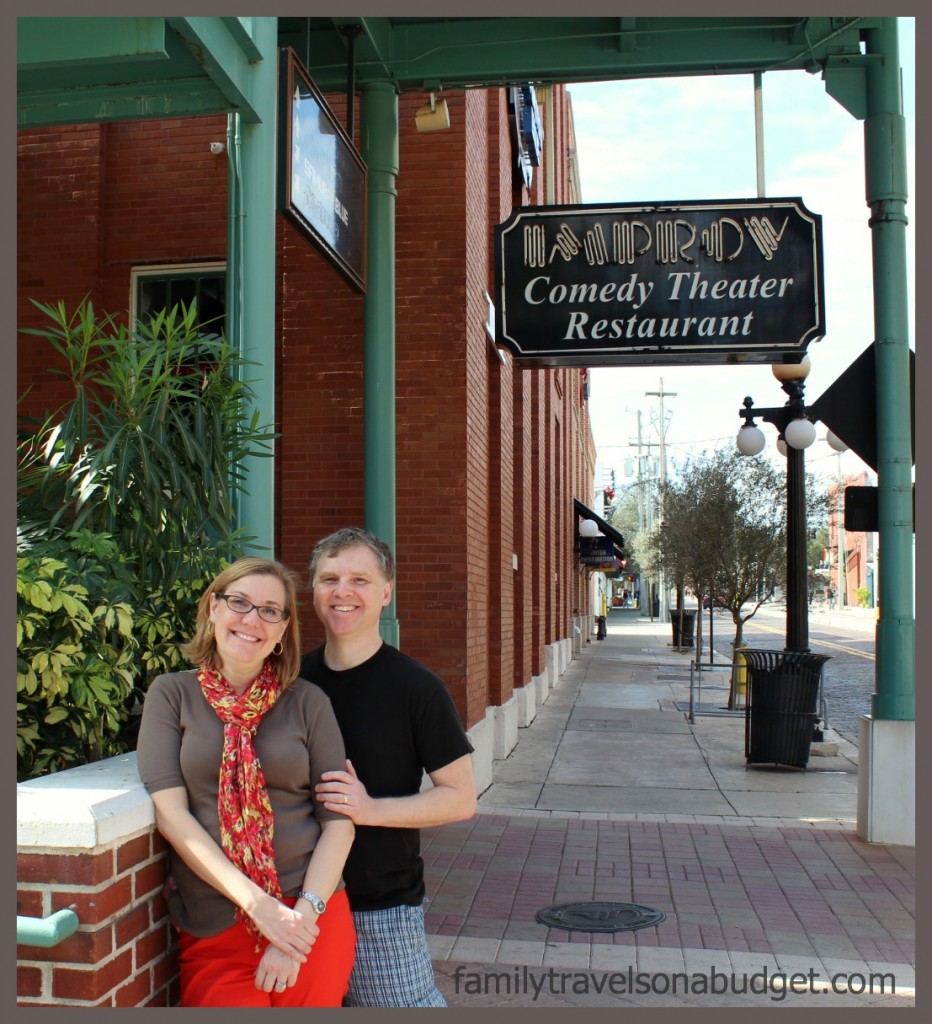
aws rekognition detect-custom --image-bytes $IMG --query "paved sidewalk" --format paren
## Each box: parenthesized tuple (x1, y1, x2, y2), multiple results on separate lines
(422, 611, 915, 1008)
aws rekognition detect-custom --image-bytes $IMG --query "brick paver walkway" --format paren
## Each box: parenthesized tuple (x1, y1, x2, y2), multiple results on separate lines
(423, 813, 915, 965)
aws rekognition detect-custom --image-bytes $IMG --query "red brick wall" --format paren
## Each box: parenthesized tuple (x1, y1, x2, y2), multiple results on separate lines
(828, 470, 872, 606)
(392, 89, 471, 721)
(17, 834, 177, 1007)
(16, 86, 596, 731)
(462, 89, 493, 728)
(530, 371, 548, 674)
(275, 213, 366, 646)
(18, 124, 106, 421)
(513, 367, 536, 687)
(486, 90, 516, 707)
(17, 117, 228, 424)
(97, 117, 228, 277)
(555, 375, 567, 641)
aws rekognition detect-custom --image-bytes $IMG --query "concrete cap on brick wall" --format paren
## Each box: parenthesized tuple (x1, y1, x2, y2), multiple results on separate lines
(17, 754, 154, 849)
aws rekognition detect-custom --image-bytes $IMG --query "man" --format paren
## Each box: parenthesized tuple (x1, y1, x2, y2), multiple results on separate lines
(301, 527, 476, 1008)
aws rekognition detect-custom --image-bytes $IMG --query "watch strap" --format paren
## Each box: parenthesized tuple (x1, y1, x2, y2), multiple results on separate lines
(297, 890, 327, 914)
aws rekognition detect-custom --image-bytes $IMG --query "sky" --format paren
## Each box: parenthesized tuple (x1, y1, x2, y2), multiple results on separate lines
(568, 17, 915, 498)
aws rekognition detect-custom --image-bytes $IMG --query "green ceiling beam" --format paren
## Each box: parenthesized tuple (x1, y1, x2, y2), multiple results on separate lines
(290, 16, 877, 92)
(17, 17, 170, 70)
(165, 17, 268, 122)
(17, 16, 271, 127)
(343, 16, 395, 80)
(17, 79, 244, 128)
(280, 16, 395, 79)
(220, 17, 264, 63)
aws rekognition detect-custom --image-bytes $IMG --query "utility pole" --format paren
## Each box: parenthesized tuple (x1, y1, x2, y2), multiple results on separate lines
(646, 379, 676, 625)
(635, 410, 658, 619)
(635, 411, 645, 534)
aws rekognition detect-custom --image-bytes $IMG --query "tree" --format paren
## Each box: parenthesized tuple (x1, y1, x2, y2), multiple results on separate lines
(807, 524, 832, 601)
(606, 488, 642, 581)
(653, 446, 826, 707)
(654, 453, 739, 658)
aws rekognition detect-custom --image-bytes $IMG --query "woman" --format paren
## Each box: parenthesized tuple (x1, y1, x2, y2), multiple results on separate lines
(137, 557, 356, 1007)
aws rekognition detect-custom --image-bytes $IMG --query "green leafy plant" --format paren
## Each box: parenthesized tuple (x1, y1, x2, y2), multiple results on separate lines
(17, 298, 276, 777)
(16, 533, 138, 779)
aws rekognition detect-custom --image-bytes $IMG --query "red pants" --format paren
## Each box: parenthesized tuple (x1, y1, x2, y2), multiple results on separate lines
(177, 890, 355, 1007)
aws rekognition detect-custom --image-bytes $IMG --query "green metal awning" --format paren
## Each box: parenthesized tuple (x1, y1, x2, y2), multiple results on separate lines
(18, 15, 879, 128)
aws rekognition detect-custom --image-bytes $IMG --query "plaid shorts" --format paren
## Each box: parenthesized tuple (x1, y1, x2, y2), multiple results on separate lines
(345, 901, 446, 1007)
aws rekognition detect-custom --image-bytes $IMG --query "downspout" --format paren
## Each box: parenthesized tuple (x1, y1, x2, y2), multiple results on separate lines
(226, 111, 247, 536)
(226, 112, 245, 359)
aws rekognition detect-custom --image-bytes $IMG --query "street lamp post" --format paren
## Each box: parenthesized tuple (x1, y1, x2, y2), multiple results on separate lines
(736, 357, 817, 653)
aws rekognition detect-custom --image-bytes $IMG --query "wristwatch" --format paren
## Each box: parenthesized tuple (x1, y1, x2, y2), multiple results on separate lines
(297, 890, 327, 915)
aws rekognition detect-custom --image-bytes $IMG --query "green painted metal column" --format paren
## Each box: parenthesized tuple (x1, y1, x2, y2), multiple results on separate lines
(360, 81, 401, 646)
(231, 17, 279, 558)
(865, 18, 914, 720)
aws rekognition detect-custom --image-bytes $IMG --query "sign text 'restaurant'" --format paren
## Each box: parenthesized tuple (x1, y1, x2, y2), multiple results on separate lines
(494, 198, 824, 367)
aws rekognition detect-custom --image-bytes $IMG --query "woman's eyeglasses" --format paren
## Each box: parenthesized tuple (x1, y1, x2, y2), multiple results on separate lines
(215, 593, 289, 624)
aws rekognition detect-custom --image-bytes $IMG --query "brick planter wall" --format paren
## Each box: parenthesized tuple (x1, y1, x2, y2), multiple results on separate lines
(16, 756, 178, 1008)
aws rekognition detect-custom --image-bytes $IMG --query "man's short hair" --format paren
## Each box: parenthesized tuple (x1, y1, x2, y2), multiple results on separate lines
(308, 527, 396, 585)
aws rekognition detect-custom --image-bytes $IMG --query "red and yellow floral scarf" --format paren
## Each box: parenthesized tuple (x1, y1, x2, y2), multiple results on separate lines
(198, 660, 282, 946)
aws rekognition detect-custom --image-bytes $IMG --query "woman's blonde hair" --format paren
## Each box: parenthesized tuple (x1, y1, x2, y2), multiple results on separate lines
(182, 557, 302, 687)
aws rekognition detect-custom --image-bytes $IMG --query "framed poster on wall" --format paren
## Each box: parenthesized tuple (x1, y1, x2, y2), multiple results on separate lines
(278, 48, 367, 292)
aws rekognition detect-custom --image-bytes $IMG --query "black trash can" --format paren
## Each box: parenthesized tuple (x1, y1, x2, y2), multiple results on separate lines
(595, 615, 607, 640)
(742, 650, 831, 770)
(670, 609, 696, 649)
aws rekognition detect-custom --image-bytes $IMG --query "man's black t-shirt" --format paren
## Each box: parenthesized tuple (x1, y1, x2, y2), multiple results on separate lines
(300, 642, 473, 911)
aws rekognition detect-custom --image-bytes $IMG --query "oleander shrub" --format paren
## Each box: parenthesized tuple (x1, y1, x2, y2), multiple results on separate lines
(17, 299, 275, 778)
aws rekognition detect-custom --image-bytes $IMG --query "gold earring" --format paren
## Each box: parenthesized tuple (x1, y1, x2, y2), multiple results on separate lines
(272, 641, 284, 656)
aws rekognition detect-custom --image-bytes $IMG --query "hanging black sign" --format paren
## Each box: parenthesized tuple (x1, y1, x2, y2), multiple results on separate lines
(278, 48, 367, 292)
(494, 198, 824, 366)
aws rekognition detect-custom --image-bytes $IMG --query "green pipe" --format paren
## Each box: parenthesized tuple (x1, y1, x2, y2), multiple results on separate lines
(864, 18, 914, 720)
(17, 909, 79, 948)
(361, 82, 400, 647)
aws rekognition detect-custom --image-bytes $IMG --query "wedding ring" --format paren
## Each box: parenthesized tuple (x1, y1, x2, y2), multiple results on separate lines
(343, 794, 349, 804)
(275, 983, 286, 991)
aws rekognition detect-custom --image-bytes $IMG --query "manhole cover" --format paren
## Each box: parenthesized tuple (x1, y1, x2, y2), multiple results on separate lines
(535, 901, 665, 933)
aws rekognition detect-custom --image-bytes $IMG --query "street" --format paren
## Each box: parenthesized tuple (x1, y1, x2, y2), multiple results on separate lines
(697, 602, 876, 745)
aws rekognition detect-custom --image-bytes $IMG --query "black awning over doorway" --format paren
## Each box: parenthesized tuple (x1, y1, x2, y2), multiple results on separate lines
(574, 498, 625, 559)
